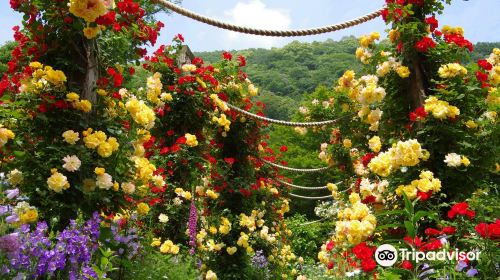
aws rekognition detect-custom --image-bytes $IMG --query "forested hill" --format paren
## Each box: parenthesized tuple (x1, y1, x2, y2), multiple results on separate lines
(196, 39, 499, 119)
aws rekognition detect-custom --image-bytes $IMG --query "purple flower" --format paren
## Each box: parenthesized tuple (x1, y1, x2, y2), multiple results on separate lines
(0, 233, 19, 258)
(0, 205, 10, 216)
(466, 268, 478, 277)
(251, 250, 268, 269)
(5, 188, 20, 199)
(188, 199, 198, 255)
(6, 213, 19, 224)
(456, 260, 468, 272)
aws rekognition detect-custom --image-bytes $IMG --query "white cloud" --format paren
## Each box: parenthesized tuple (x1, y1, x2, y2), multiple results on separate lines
(221, 0, 291, 49)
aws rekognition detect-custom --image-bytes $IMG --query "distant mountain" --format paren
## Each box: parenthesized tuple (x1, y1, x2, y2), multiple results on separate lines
(196, 39, 499, 120)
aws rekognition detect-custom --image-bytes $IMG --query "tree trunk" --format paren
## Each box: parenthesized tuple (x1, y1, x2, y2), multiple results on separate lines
(408, 56, 426, 109)
(82, 40, 98, 105)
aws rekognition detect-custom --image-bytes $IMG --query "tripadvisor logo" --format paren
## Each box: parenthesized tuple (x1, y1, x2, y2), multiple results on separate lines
(374, 244, 481, 267)
(375, 244, 398, 267)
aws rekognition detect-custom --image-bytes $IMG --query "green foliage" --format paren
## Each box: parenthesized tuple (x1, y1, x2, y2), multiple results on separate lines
(0, 41, 17, 74)
(122, 248, 198, 280)
(286, 214, 333, 261)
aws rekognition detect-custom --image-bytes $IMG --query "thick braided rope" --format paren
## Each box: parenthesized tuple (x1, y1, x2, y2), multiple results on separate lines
(262, 159, 330, 173)
(277, 179, 332, 190)
(228, 103, 351, 127)
(277, 179, 353, 193)
(289, 193, 333, 200)
(154, 0, 383, 37)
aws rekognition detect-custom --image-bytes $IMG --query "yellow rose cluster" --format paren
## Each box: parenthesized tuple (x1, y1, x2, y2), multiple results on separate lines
(212, 114, 231, 132)
(66, 92, 92, 113)
(146, 72, 163, 105)
(396, 170, 442, 200)
(47, 168, 70, 193)
(485, 48, 500, 88)
(441, 25, 464, 36)
(174, 188, 193, 200)
(125, 98, 156, 128)
(438, 63, 467, 79)
(25, 63, 67, 90)
(369, 139, 429, 177)
(376, 57, 410, 78)
(82, 128, 119, 157)
(0, 125, 15, 148)
(133, 157, 156, 183)
(159, 239, 180, 254)
(424, 96, 460, 120)
(336, 72, 386, 131)
(69, 0, 109, 23)
(218, 217, 232, 235)
(335, 193, 377, 245)
(356, 32, 380, 64)
(210, 94, 229, 112)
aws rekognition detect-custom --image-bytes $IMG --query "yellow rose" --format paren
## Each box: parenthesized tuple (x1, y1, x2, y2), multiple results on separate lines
(62, 130, 80, 145)
(47, 170, 69, 193)
(137, 202, 150, 215)
(185, 133, 198, 147)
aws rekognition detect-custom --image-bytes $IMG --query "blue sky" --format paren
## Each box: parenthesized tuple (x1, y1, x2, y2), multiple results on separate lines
(1, 0, 499, 52)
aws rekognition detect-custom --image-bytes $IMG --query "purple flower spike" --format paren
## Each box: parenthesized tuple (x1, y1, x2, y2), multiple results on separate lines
(188, 199, 198, 255)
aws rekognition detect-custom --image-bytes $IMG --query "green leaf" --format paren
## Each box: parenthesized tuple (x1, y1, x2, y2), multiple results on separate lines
(404, 221, 415, 238)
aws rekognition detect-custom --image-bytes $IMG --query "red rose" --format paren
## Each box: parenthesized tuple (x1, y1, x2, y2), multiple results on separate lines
(415, 37, 436, 52)
(477, 59, 493, 71)
(424, 228, 441, 237)
(441, 226, 456, 235)
(352, 242, 375, 260)
(361, 258, 376, 272)
(237, 55, 246, 67)
(401, 260, 413, 270)
(327, 262, 334, 270)
(417, 191, 432, 201)
(476, 71, 488, 82)
(415, 107, 427, 118)
(425, 16, 438, 31)
(222, 52, 233, 61)
(447, 202, 472, 219)
(475, 222, 488, 238)
(326, 240, 335, 251)
(409, 112, 417, 122)
(279, 145, 288, 152)
(224, 157, 235, 165)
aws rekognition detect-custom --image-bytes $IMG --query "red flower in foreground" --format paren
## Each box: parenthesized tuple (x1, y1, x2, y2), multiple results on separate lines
(237, 55, 246, 67)
(279, 145, 288, 152)
(222, 52, 233, 61)
(424, 227, 441, 237)
(401, 260, 413, 270)
(475, 219, 500, 239)
(447, 202, 475, 219)
(415, 37, 436, 52)
(326, 240, 335, 251)
(477, 59, 493, 71)
(352, 242, 375, 260)
(361, 258, 376, 272)
(476, 71, 488, 83)
(425, 16, 439, 31)
(224, 157, 235, 165)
